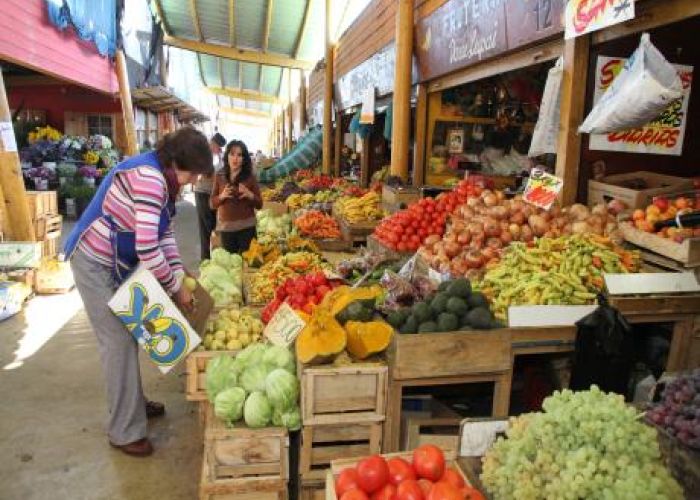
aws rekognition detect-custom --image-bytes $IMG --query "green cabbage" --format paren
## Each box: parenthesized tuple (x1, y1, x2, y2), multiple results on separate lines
(214, 387, 246, 425)
(205, 355, 237, 402)
(262, 345, 296, 374)
(272, 408, 283, 426)
(236, 343, 266, 367)
(279, 407, 301, 431)
(244, 391, 272, 428)
(240, 364, 268, 393)
(265, 368, 299, 411)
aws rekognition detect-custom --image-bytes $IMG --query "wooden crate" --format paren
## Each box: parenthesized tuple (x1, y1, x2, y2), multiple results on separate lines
(300, 363, 388, 425)
(401, 396, 462, 451)
(41, 233, 61, 259)
(366, 235, 413, 259)
(339, 217, 378, 244)
(310, 238, 353, 253)
(202, 403, 289, 493)
(299, 477, 326, 500)
(33, 214, 62, 240)
(387, 330, 512, 381)
(588, 172, 692, 209)
(300, 422, 383, 478)
(620, 223, 700, 267)
(34, 260, 74, 294)
(26, 191, 58, 220)
(382, 185, 420, 207)
(656, 425, 700, 498)
(185, 350, 239, 401)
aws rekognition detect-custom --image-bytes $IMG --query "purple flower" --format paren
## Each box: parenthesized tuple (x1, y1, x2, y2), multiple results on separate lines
(78, 165, 99, 179)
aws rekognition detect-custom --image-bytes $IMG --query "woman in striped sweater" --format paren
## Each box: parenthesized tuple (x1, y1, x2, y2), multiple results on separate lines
(64, 128, 213, 457)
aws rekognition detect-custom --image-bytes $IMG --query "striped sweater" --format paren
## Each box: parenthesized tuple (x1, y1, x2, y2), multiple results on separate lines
(78, 166, 184, 293)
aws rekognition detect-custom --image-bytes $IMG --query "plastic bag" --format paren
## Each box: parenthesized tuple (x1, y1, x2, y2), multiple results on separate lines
(579, 34, 682, 134)
(529, 57, 563, 157)
(570, 295, 634, 396)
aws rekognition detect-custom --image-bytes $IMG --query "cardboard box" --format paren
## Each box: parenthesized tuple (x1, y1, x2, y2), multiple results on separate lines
(588, 171, 692, 209)
(34, 260, 74, 294)
(0, 242, 43, 268)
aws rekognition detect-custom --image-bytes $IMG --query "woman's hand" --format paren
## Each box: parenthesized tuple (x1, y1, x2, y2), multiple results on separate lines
(238, 183, 255, 200)
(174, 284, 194, 313)
(219, 185, 235, 200)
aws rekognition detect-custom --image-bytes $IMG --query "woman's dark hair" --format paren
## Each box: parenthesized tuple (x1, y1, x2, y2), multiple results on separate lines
(222, 139, 253, 182)
(156, 127, 212, 203)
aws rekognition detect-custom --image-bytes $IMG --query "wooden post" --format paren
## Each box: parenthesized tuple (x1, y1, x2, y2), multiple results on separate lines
(555, 36, 590, 205)
(115, 50, 138, 156)
(299, 70, 307, 132)
(334, 109, 342, 176)
(322, 0, 334, 175)
(413, 84, 428, 187)
(0, 68, 34, 241)
(390, 0, 413, 182)
(280, 109, 286, 154)
(287, 69, 294, 152)
(360, 135, 370, 188)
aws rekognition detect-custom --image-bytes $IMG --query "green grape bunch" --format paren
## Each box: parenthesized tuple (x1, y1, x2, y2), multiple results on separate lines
(481, 386, 683, 500)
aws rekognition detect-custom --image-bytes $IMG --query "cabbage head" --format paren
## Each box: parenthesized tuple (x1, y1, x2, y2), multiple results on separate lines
(236, 343, 266, 368)
(244, 391, 272, 428)
(265, 368, 299, 411)
(279, 407, 301, 431)
(272, 408, 283, 426)
(240, 364, 269, 394)
(262, 345, 296, 374)
(214, 387, 246, 425)
(205, 355, 237, 402)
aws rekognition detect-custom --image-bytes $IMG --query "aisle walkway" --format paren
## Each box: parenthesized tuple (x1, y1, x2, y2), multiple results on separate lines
(0, 193, 203, 500)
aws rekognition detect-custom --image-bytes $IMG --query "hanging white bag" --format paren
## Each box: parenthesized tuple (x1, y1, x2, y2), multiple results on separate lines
(579, 33, 682, 134)
(529, 57, 563, 157)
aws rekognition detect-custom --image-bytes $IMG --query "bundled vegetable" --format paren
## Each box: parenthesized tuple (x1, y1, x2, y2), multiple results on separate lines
(294, 210, 341, 239)
(200, 307, 264, 351)
(256, 209, 293, 239)
(198, 248, 243, 306)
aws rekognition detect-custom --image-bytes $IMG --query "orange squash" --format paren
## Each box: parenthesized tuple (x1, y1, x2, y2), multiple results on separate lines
(344, 320, 393, 359)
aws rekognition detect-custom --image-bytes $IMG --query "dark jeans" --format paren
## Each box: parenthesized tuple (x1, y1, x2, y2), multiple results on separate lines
(195, 192, 216, 260)
(220, 227, 257, 255)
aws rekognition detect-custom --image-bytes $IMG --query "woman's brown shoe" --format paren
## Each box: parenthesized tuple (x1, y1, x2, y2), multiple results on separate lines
(109, 438, 153, 457)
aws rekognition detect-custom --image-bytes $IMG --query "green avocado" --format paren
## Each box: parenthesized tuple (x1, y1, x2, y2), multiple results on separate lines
(446, 297, 469, 316)
(438, 280, 451, 292)
(460, 312, 472, 327)
(447, 278, 472, 298)
(467, 292, 489, 310)
(437, 312, 459, 332)
(417, 321, 438, 333)
(430, 292, 450, 316)
(337, 302, 373, 324)
(400, 315, 418, 334)
(412, 302, 432, 323)
(386, 309, 408, 329)
(467, 307, 494, 330)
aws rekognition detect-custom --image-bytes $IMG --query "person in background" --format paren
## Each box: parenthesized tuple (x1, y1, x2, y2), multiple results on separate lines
(210, 139, 263, 253)
(63, 127, 213, 457)
(195, 132, 226, 260)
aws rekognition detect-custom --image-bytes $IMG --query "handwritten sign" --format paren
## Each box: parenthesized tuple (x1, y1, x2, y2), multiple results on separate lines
(523, 168, 563, 209)
(565, 0, 635, 39)
(263, 302, 306, 347)
(0, 121, 18, 152)
(589, 56, 693, 156)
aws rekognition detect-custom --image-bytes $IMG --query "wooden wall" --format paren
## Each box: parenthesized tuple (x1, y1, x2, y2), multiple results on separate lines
(307, 67, 325, 120)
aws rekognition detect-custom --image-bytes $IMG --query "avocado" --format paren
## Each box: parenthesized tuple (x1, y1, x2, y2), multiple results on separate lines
(438, 280, 450, 292)
(412, 302, 432, 323)
(437, 312, 459, 332)
(338, 302, 372, 324)
(447, 278, 471, 298)
(386, 310, 407, 329)
(430, 292, 450, 316)
(466, 307, 494, 330)
(446, 297, 469, 316)
(417, 321, 438, 333)
(400, 315, 418, 334)
(460, 312, 472, 327)
(467, 292, 489, 310)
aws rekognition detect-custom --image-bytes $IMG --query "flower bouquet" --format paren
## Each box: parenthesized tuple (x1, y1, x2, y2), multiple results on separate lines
(78, 165, 99, 187)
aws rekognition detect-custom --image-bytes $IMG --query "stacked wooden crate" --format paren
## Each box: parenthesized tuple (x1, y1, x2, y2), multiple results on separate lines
(26, 191, 62, 259)
(298, 363, 388, 499)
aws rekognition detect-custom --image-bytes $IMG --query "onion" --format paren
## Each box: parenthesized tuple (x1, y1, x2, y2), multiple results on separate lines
(591, 203, 608, 217)
(486, 237, 503, 249)
(445, 233, 458, 244)
(489, 205, 508, 220)
(539, 211, 552, 222)
(521, 205, 535, 218)
(500, 231, 513, 245)
(467, 197, 481, 208)
(470, 235, 485, 250)
(445, 241, 461, 258)
(508, 224, 522, 239)
(549, 204, 562, 217)
(605, 222, 617, 235)
(571, 221, 592, 234)
(451, 220, 466, 233)
(457, 231, 471, 245)
(483, 193, 498, 207)
(552, 217, 568, 230)
(521, 225, 534, 242)
(468, 222, 484, 236)
(424, 234, 441, 246)
(562, 223, 573, 235)
(484, 218, 501, 238)
(607, 199, 627, 215)
(511, 199, 525, 213)
(465, 252, 484, 269)
(458, 206, 475, 219)
(495, 191, 506, 202)
(528, 214, 549, 237)
(481, 247, 497, 261)
(569, 203, 590, 221)
(509, 212, 526, 225)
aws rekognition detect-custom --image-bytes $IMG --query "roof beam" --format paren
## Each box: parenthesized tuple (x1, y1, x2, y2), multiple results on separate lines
(189, 0, 203, 41)
(152, 0, 172, 36)
(163, 35, 315, 70)
(221, 107, 271, 118)
(223, 119, 270, 128)
(228, 0, 236, 46)
(218, 57, 224, 88)
(207, 87, 282, 104)
(196, 53, 207, 87)
(293, 0, 312, 59)
(262, 0, 274, 52)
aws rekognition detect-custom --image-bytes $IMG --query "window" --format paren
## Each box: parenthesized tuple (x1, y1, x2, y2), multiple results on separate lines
(87, 114, 114, 139)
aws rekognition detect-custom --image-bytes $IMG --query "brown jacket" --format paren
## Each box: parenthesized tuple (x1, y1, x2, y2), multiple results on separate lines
(210, 172, 263, 231)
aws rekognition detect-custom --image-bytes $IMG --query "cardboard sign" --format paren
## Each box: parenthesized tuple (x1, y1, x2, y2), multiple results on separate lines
(0, 242, 42, 268)
(589, 57, 693, 156)
(0, 121, 17, 152)
(522, 169, 563, 209)
(263, 302, 306, 347)
(508, 305, 598, 327)
(604, 272, 700, 295)
(182, 281, 214, 336)
(108, 264, 201, 374)
(565, 0, 635, 39)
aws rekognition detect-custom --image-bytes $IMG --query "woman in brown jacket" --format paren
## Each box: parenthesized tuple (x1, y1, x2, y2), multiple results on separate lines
(210, 140, 263, 253)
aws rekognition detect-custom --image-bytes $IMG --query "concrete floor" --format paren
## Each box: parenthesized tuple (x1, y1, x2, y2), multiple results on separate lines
(0, 193, 204, 500)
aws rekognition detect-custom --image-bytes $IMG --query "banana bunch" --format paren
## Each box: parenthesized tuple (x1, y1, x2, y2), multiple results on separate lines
(336, 191, 383, 224)
(313, 190, 338, 203)
(286, 193, 314, 210)
(261, 187, 280, 201)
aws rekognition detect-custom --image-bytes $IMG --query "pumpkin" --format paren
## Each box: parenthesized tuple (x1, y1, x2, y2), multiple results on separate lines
(344, 321, 394, 359)
(329, 285, 384, 317)
(295, 309, 347, 365)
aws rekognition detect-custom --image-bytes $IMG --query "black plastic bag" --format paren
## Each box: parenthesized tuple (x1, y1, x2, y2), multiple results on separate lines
(570, 294, 634, 395)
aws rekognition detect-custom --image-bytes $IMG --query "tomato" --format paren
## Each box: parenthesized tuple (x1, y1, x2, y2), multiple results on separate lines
(417, 480, 433, 496)
(427, 481, 462, 500)
(653, 197, 669, 212)
(439, 469, 465, 490)
(397, 242, 407, 252)
(316, 284, 331, 299)
(462, 486, 485, 500)
(405, 226, 414, 236)
(387, 457, 415, 485)
(341, 490, 370, 500)
(396, 479, 424, 500)
(356, 455, 390, 494)
(309, 272, 327, 287)
(336, 468, 361, 498)
(371, 483, 397, 500)
(412, 445, 445, 481)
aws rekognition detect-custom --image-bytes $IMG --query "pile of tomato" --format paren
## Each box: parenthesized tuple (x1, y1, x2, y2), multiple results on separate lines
(261, 272, 338, 323)
(334, 445, 484, 500)
(373, 180, 486, 253)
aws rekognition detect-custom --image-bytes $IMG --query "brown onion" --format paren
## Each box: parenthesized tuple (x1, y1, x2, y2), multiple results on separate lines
(571, 221, 592, 234)
(509, 212, 526, 225)
(549, 204, 562, 217)
(483, 193, 498, 207)
(445, 241, 461, 258)
(457, 231, 471, 245)
(489, 205, 509, 220)
(528, 214, 549, 237)
(481, 247, 498, 261)
(521, 225, 534, 242)
(486, 237, 503, 249)
(569, 203, 590, 221)
(424, 234, 441, 246)
(591, 203, 608, 217)
(465, 252, 484, 269)
(500, 231, 513, 245)
(508, 224, 522, 239)
(484, 218, 501, 237)
(468, 222, 484, 236)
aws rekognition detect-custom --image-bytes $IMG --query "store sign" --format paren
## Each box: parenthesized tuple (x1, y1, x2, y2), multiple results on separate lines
(589, 56, 693, 156)
(506, 0, 565, 48)
(523, 168, 563, 209)
(564, 0, 635, 39)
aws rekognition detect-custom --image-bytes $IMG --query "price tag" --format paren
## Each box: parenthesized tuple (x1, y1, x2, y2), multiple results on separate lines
(0, 121, 18, 152)
(263, 302, 306, 347)
(523, 169, 563, 210)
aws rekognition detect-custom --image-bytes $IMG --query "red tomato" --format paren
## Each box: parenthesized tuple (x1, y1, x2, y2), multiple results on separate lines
(356, 455, 390, 494)
(371, 483, 397, 500)
(412, 445, 445, 481)
(336, 468, 361, 497)
(439, 469, 465, 490)
(341, 490, 370, 500)
(387, 457, 415, 485)
(397, 242, 407, 252)
(396, 479, 424, 500)
(462, 486, 485, 500)
(316, 284, 331, 298)
(427, 481, 462, 500)
(417, 480, 433, 496)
